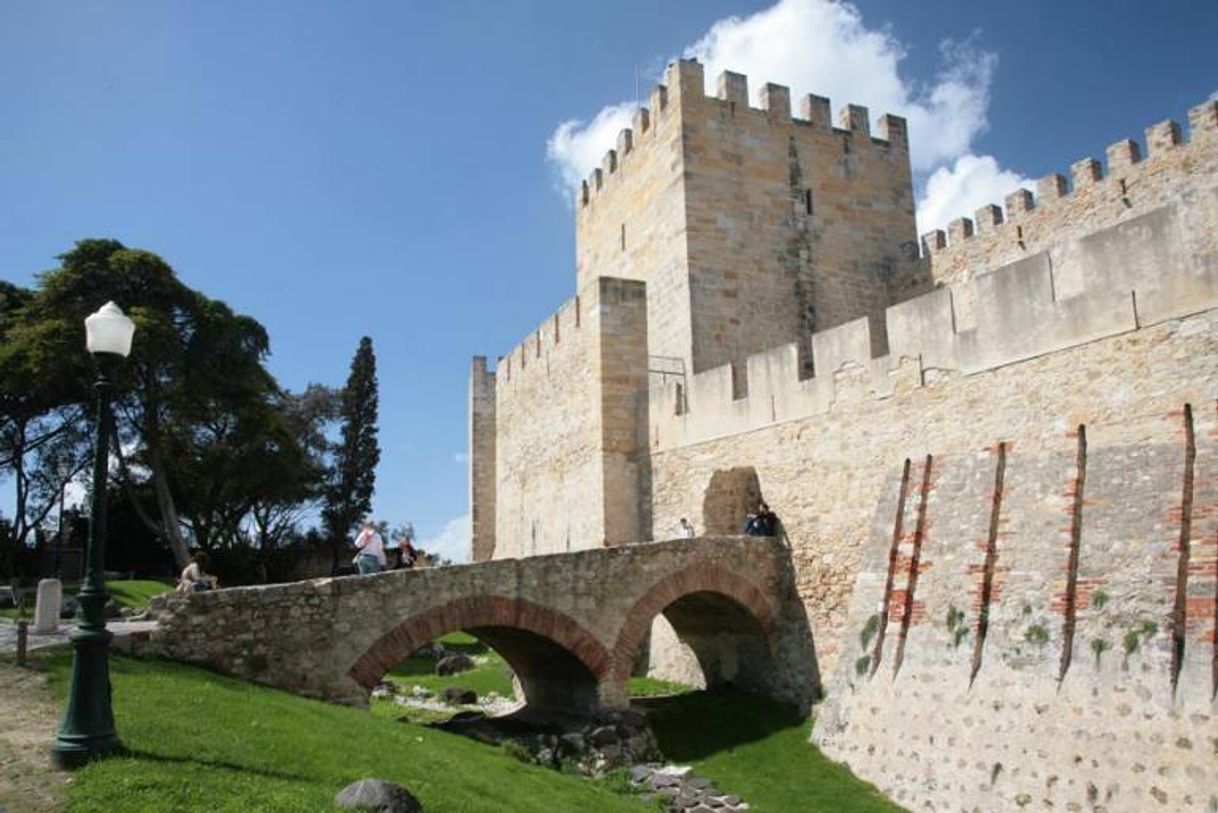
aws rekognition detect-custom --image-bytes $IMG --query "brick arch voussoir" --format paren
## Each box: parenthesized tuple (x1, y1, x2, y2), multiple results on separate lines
(609, 563, 778, 685)
(348, 595, 612, 692)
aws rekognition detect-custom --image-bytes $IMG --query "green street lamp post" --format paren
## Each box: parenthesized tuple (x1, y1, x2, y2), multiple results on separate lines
(52, 301, 135, 770)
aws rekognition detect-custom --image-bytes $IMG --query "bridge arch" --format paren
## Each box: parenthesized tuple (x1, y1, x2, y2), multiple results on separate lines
(606, 562, 779, 705)
(347, 595, 611, 715)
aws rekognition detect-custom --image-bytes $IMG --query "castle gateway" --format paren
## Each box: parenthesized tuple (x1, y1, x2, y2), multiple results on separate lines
(470, 59, 1218, 812)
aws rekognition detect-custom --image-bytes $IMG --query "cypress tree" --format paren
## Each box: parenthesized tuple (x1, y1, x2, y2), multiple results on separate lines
(323, 336, 380, 561)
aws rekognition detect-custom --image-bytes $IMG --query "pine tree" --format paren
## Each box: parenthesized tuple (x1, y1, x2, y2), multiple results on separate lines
(323, 336, 380, 562)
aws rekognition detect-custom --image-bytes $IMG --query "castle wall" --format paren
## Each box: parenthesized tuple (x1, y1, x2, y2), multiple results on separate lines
(575, 59, 925, 379)
(468, 357, 496, 562)
(677, 62, 922, 375)
(575, 65, 694, 368)
(647, 307, 1218, 812)
(924, 100, 1218, 329)
(491, 277, 648, 557)
(642, 102, 1218, 812)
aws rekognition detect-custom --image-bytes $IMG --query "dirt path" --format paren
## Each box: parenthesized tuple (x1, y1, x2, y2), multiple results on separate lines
(0, 654, 69, 813)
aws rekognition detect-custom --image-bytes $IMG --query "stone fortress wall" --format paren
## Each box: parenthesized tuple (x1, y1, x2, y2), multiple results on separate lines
(474, 276, 649, 559)
(471, 57, 1218, 812)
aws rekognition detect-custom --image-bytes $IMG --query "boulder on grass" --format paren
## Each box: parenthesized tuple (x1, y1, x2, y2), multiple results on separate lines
(440, 686, 477, 705)
(334, 778, 422, 813)
(435, 654, 475, 676)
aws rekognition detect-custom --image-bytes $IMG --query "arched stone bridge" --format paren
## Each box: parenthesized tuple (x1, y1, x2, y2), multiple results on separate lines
(149, 537, 818, 716)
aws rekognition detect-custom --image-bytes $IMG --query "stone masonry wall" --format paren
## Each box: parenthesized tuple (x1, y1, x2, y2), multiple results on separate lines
(676, 60, 924, 375)
(575, 63, 694, 368)
(149, 537, 816, 714)
(649, 308, 1218, 812)
(469, 357, 496, 562)
(493, 277, 648, 557)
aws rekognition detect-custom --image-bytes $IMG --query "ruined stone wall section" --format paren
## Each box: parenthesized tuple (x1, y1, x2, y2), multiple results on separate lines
(649, 170, 1218, 452)
(469, 356, 497, 562)
(491, 277, 648, 557)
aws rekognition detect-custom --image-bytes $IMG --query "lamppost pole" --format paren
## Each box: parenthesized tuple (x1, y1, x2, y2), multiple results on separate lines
(52, 302, 134, 770)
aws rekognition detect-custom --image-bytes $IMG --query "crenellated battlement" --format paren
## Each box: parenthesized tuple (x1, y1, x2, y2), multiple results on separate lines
(493, 293, 584, 387)
(578, 58, 909, 209)
(921, 98, 1218, 287)
(651, 182, 1218, 450)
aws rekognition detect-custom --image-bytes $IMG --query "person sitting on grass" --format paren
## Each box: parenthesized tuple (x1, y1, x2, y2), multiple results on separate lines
(177, 552, 219, 594)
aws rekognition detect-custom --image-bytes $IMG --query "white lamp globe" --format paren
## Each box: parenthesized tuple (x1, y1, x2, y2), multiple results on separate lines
(84, 301, 136, 358)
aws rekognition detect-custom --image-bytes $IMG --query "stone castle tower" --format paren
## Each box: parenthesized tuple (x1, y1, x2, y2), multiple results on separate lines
(471, 58, 930, 561)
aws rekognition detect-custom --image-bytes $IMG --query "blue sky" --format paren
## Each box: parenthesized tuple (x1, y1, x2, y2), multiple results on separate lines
(3, 1, 1216, 560)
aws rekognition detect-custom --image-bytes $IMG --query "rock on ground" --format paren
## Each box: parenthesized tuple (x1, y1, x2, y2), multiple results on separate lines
(434, 654, 475, 676)
(334, 778, 422, 813)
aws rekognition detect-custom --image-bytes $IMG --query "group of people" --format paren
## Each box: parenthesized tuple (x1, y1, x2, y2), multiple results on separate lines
(173, 520, 421, 594)
(675, 501, 783, 541)
(353, 521, 421, 575)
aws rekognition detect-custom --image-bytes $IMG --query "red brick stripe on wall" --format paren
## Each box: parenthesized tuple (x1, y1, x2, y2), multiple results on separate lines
(1058, 425, 1088, 684)
(893, 454, 934, 679)
(871, 458, 912, 677)
(1171, 404, 1195, 697)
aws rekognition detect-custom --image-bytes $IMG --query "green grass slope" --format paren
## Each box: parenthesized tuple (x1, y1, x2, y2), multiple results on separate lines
(51, 654, 655, 813)
(642, 690, 906, 813)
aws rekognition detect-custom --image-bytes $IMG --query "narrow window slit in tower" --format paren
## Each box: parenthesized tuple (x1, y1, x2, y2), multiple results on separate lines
(804, 189, 813, 216)
(1170, 404, 1195, 697)
(971, 441, 1007, 687)
(620, 223, 626, 251)
(871, 458, 911, 677)
(1058, 424, 1087, 683)
(893, 454, 932, 678)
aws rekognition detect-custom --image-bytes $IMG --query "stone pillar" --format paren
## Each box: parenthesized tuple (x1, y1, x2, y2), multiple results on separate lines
(33, 578, 63, 634)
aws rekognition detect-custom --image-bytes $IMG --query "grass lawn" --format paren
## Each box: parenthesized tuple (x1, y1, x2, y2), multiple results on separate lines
(1, 579, 171, 621)
(640, 690, 906, 813)
(46, 652, 658, 813)
(384, 631, 516, 698)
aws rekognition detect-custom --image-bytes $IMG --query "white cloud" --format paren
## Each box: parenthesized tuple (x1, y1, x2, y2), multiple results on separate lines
(546, 102, 638, 196)
(544, 0, 1029, 234)
(1210, 89, 1218, 102)
(916, 154, 1034, 235)
(682, 0, 995, 172)
(418, 513, 471, 565)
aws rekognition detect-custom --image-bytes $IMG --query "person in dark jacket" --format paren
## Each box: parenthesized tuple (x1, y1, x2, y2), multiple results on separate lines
(743, 502, 779, 537)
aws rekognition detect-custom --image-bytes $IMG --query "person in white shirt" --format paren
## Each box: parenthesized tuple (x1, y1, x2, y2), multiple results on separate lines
(678, 518, 696, 539)
(177, 552, 218, 594)
(353, 521, 387, 575)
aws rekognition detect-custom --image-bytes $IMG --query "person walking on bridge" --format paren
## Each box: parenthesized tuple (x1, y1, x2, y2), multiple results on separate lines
(353, 521, 387, 575)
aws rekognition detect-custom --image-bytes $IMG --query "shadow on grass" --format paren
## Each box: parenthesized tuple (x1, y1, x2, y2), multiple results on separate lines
(634, 688, 804, 761)
(121, 748, 314, 784)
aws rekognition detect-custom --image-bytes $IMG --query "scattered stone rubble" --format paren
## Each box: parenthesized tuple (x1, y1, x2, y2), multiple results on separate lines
(629, 764, 750, 813)
(480, 710, 660, 777)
